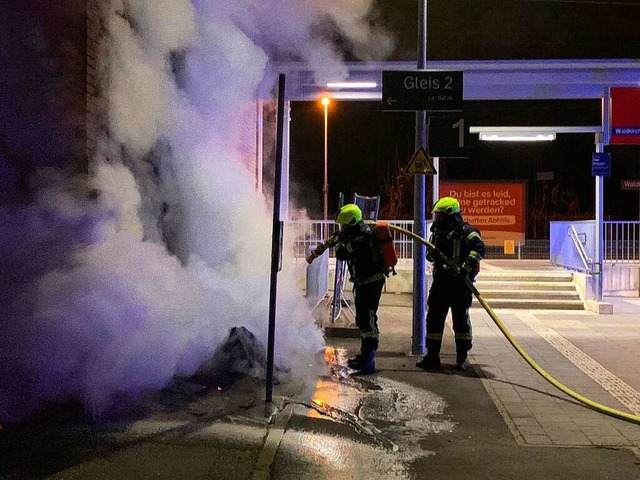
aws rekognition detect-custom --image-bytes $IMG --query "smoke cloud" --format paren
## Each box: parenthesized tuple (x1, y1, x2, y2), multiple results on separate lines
(0, 0, 392, 422)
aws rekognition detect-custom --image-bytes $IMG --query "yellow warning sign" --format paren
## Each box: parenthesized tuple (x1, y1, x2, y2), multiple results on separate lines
(405, 147, 437, 175)
(503, 239, 515, 255)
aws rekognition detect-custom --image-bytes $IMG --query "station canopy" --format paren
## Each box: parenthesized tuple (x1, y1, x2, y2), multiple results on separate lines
(274, 59, 640, 102)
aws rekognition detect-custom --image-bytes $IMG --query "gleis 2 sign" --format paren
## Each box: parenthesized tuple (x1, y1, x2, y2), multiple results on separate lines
(382, 70, 463, 112)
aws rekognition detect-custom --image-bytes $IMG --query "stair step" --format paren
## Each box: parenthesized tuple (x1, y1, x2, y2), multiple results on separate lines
(475, 280, 576, 291)
(477, 289, 581, 300)
(473, 267, 584, 308)
(472, 298, 584, 310)
(476, 273, 573, 283)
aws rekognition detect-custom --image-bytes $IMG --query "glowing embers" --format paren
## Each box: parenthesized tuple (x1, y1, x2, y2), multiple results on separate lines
(309, 347, 340, 418)
(323, 345, 339, 364)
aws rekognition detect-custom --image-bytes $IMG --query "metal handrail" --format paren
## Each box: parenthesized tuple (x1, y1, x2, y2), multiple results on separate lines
(568, 225, 593, 273)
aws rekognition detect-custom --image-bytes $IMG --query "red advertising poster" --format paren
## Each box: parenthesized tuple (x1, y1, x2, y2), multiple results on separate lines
(440, 181, 526, 246)
(611, 87, 640, 145)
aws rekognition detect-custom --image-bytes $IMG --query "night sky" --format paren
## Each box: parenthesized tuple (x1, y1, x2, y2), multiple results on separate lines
(289, 0, 640, 235)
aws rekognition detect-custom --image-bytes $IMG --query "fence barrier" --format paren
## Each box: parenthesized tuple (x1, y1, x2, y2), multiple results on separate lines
(291, 220, 640, 264)
(289, 220, 417, 260)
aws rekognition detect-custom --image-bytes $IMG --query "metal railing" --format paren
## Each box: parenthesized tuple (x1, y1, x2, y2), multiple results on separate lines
(289, 220, 417, 259)
(291, 220, 640, 263)
(290, 220, 338, 258)
(483, 240, 550, 260)
(605, 221, 640, 263)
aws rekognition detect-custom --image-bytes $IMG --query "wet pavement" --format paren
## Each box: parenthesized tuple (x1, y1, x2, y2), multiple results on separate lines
(318, 292, 640, 480)
(2, 271, 640, 479)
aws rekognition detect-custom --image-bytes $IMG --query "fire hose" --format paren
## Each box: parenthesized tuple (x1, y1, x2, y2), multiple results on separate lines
(388, 224, 640, 426)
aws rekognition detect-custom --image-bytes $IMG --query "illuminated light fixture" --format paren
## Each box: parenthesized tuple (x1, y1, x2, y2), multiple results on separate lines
(326, 81, 378, 89)
(320, 91, 379, 100)
(471, 125, 601, 143)
(479, 132, 556, 142)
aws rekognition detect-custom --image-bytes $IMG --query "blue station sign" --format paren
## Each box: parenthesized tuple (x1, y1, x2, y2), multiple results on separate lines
(592, 152, 611, 177)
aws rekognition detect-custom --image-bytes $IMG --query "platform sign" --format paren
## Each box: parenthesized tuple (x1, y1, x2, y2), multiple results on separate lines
(611, 87, 640, 145)
(382, 71, 463, 112)
(428, 115, 469, 158)
(592, 152, 611, 177)
(621, 179, 640, 190)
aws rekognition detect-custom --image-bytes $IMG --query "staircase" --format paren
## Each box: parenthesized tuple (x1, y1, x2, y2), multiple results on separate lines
(473, 269, 584, 310)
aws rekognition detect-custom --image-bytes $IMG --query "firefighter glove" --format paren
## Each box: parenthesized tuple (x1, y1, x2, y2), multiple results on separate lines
(306, 250, 318, 264)
(457, 262, 473, 280)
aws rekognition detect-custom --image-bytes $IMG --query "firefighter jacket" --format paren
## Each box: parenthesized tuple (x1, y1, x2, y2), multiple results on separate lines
(427, 220, 486, 281)
(314, 222, 386, 285)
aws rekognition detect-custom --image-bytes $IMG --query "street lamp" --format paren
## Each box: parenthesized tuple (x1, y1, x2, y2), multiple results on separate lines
(321, 96, 331, 220)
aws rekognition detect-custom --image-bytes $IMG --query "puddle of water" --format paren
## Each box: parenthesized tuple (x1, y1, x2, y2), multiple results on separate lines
(299, 346, 457, 466)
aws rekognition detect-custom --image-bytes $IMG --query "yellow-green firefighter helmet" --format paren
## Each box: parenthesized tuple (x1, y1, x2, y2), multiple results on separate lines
(336, 204, 363, 225)
(432, 197, 461, 215)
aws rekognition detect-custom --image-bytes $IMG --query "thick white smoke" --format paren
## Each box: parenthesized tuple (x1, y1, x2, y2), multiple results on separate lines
(0, 0, 392, 421)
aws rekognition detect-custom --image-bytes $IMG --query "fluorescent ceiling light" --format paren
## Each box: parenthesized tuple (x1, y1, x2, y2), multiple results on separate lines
(326, 81, 378, 89)
(479, 132, 556, 142)
(317, 92, 380, 100)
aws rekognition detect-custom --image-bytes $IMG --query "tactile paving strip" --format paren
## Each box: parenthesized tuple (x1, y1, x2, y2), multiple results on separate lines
(514, 311, 640, 416)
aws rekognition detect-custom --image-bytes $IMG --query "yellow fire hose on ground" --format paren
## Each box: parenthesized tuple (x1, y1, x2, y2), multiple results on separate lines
(388, 224, 640, 426)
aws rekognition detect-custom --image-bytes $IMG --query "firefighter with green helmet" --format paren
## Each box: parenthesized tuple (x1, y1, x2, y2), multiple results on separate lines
(416, 196, 486, 371)
(307, 204, 386, 374)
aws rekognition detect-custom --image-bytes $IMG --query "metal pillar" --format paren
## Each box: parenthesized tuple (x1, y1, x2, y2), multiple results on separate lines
(412, 0, 427, 355)
(594, 87, 611, 302)
(280, 100, 291, 221)
(594, 146, 604, 301)
(323, 101, 329, 220)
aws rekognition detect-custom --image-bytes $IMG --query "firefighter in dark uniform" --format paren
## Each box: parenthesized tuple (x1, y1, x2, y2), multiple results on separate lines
(416, 197, 486, 371)
(307, 204, 386, 374)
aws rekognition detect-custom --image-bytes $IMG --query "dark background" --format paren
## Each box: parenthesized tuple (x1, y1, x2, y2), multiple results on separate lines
(289, 0, 640, 237)
(0, 0, 88, 204)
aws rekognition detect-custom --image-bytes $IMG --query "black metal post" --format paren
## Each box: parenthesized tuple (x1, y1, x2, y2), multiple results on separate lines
(266, 74, 286, 404)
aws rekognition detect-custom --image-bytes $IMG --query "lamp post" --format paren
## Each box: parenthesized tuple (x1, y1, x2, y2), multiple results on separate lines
(321, 96, 331, 220)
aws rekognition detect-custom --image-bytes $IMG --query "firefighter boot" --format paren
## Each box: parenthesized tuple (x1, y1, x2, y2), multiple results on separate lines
(455, 339, 471, 371)
(416, 339, 442, 369)
(348, 337, 378, 372)
(351, 337, 377, 374)
(455, 354, 469, 371)
(349, 352, 376, 373)
(352, 349, 375, 374)
(347, 354, 363, 369)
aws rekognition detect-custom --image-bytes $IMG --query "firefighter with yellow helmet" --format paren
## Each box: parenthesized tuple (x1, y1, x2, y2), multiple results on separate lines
(416, 196, 486, 371)
(307, 204, 386, 374)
